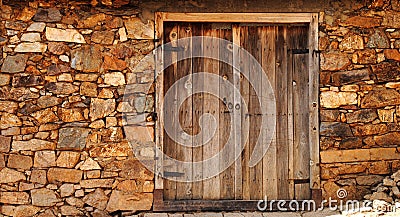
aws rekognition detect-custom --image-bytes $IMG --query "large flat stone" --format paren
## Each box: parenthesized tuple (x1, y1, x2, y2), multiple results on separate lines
(1, 54, 28, 73)
(342, 16, 381, 28)
(0, 135, 11, 152)
(346, 109, 377, 123)
(89, 98, 116, 121)
(44, 82, 79, 95)
(15, 42, 47, 53)
(374, 132, 400, 146)
(320, 149, 370, 163)
(33, 8, 62, 22)
(83, 188, 109, 210)
(124, 17, 154, 39)
(106, 191, 152, 212)
(31, 188, 60, 207)
(12, 139, 56, 151)
(12, 75, 44, 87)
(371, 62, 400, 82)
(320, 122, 353, 137)
(331, 69, 370, 86)
(47, 168, 83, 183)
(366, 29, 390, 48)
(321, 52, 351, 71)
(80, 179, 114, 188)
(320, 91, 357, 108)
(361, 89, 400, 108)
(58, 128, 90, 150)
(0, 192, 29, 205)
(0, 167, 26, 183)
(7, 154, 32, 169)
(45, 27, 85, 43)
(71, 45, 102, 72)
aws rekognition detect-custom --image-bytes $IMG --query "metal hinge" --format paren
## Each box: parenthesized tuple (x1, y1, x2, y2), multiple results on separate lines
(289, 49, 309, 54)
(164, 171, 185, 177)
(163, 45, 185, 52)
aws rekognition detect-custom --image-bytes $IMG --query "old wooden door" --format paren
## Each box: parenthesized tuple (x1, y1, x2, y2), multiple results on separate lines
(161, 22, 311, 201)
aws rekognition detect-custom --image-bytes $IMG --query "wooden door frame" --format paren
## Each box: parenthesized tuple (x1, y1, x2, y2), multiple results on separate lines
(154, 12, 320, 211)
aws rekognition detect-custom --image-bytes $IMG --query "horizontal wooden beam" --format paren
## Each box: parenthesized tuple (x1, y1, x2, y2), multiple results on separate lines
(153, 189, 320, 212)
(157, 12, 314, 23)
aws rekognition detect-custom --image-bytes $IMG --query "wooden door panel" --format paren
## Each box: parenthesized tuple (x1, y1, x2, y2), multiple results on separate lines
(162, 23, 310, 201)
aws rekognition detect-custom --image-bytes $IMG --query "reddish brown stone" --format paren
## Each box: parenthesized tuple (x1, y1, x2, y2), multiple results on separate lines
(112, 45, 133, 59)
(343, 16, 381, 28)
(352, 124, 388, 136)
(321, 52, 351, 71)
(352, 49, 377, 64)
(91, 31, 114, 45)
(371, 62, 400, 82)
(48, 168, 83, 183)
(0, 136, 11, 152)
(331, 69, 370, 86)
(339, 137, 363, 149)
(384, 49, 400, 61)
(320, 122, 353, 137)
(48, 42, 69, 55)
(346, 109, 377, 123)
(369, 161, 391, 174)
(338, 163, 367, 174)
(361, 89, 400, 108)
(7, 154, 32, 170)
(103, 55, 127, 71)
(374, 132, 400, 146)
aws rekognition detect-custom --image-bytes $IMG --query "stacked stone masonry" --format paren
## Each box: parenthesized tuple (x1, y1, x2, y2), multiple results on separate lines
(2, 0, 400, 216)
(319, 0, 400, 203)
(0, 1, 155, 216)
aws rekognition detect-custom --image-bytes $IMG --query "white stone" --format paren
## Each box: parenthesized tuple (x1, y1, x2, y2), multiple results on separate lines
(79, 158, 101, 170)
(104, 72, 125, 86)
(15, 42, 47, 53)
(21, 33, 41, 42)
(60, 55, 69, 62)
(320, 91, 358, 108)
(27, 22, 46, 32)
(60, 183, 75, 197)
(124, 17, 154, 39)
(119, 27, 128, 42)
(9, 36, 20, 44)
(45, 27, 86, 44)
(57, 73, 73, 82)
(80, 29, 93, 34)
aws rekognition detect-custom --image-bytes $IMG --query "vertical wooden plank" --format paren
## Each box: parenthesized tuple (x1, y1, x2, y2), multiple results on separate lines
(176, 23, 193, 200)
(275, 26, 290, 200)
(309, 13, 321, 190)
(191, 23, 204, 200)
(261, 26, 278, 200)
(287, 27, 295, 200)
(219, 27, 235, 200)
(248, 26, 263, 200)
(202, 26, 221, 200)
(289, 26, 311, 200)
(240, 26, 251, 200)
(155, 12, 164, 191)
(232, 25, 243, 200)
(163, 23, 179, 200)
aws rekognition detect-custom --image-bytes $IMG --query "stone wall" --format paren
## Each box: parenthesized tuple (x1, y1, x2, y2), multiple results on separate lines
(0, 1, 155, 216)
(319, 0, 400, 202)
(1, 0, 400, 216)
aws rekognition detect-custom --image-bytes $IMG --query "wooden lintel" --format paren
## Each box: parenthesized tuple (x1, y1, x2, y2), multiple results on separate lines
(157, 12, 313, 23)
